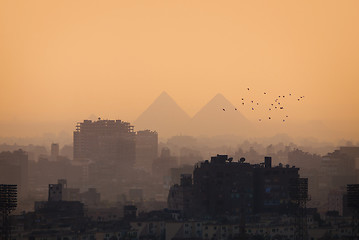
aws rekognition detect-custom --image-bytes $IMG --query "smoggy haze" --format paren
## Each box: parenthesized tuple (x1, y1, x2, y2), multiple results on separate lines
(1, 1, 359, 140)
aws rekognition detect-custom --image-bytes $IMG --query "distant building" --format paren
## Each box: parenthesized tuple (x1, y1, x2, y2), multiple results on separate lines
(328, 188, 345, 216)
(0, 149, 28, 199)
(319, 147, 359, 203)
(73, 119, 136, 168)
(48, 179, 81, 202)
(46, 179, 100, 209)
(129, 188, 143, 203)
(51, 143, 59, 161)
(135, 130, 158, 171)
(152, 148, 178, 179)
(124, 205, 137, 220)
(48, 183, 63, 202)
(80, 188, 101, 207)
(168, 155, 300, 218)
(288, 148, 321, 170)
(170, 164, 193, 185)
(168, 174, 194, 217)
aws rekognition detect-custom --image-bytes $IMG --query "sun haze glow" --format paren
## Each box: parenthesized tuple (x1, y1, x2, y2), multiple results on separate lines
(1, 0, 359, 141)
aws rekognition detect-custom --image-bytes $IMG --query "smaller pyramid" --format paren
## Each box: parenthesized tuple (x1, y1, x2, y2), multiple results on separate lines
(134, 91, 190, 137)
(187, 93, 252, 136)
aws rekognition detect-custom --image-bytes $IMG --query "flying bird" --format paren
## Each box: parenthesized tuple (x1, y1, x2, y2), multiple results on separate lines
(247, 88, 250, 90)
(223, 108, 226, 111)
(235, 108, 237, 111)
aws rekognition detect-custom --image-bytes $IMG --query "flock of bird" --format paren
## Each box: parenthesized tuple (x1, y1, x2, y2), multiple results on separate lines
(221, 88, 305, 123)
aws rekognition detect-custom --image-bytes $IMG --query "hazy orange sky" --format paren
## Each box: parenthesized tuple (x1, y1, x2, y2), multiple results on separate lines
(1, 0, 359, 141)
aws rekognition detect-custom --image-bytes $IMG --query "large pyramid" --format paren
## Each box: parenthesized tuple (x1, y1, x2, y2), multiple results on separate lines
(134, 91, 190, 137)
(187, 93, 252, 136)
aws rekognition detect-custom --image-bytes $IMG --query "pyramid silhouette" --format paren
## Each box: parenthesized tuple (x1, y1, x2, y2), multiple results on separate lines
(187, 93, 252, 136)
(134, 91, 190, 137)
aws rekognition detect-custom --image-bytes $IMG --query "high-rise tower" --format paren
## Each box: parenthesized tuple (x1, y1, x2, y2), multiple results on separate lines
(73, 119, 136, 168)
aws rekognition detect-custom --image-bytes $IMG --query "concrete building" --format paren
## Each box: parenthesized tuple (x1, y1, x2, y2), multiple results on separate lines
(73, 119, 136, 167)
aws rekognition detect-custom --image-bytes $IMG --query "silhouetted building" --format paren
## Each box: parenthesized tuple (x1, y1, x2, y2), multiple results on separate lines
(168, 155, 300, 218)
(29, 156, 83, 195)
(135, 130, 158, 171)
(170, 164, 194, 185)
(51, 143, 59, 161)
(124, 205, 137, 220)
(0, 150, 28, 199)
(167, 174, 194, 217)
(152, 148, 178, 179)
(288, 148, 322, 170)
(80, 188, 101, 207)
(328, 188, 345, 216)
(48, 182, 63, 202)
(73, 119, 136, 168)
(48, 179, 81, 202)
(319, 147, 359, 203)
(0, 184, 17, 240)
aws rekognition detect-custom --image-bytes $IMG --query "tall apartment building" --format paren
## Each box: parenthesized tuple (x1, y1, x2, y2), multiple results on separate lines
(73, 119, 136, 167)
(168, 155, 301, 218)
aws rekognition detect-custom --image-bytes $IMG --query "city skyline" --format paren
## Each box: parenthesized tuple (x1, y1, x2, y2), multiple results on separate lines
(1, 1, 359, 141)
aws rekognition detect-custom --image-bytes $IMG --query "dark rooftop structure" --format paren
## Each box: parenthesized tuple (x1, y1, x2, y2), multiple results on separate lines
(168, 154, 301, 218)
